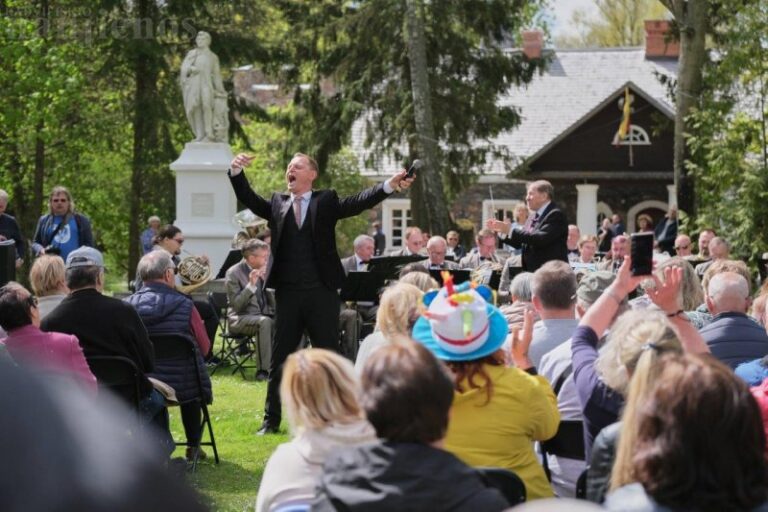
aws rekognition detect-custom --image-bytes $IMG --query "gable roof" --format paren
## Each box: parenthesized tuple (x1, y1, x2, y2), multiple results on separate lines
(521, 79, 675, 168)
(353, 47, 678, 177)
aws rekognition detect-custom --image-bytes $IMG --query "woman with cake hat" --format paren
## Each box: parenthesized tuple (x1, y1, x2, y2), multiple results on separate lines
(412, 273, 560, 500)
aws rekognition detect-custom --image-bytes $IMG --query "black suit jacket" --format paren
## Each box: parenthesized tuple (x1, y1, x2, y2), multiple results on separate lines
(229, 172, 390, 290)
(505, 202, 569, 272)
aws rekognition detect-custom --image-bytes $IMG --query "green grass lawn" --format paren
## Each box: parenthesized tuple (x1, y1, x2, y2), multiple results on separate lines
(169, 366, 289, 511)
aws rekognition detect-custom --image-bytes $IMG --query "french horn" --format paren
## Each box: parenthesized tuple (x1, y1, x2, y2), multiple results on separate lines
(177, 255, 212, 293)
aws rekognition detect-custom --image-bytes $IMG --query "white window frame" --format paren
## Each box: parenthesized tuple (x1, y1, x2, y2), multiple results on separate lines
(612, 125, 651, 146)
(481, 199, 525, 226)
(382, 198, 412, 251)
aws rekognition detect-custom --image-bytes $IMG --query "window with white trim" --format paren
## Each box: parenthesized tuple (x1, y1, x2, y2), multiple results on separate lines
(382, 198, 412, 250)
(481, 199, 525, 226)
(612, 125, 651, 146)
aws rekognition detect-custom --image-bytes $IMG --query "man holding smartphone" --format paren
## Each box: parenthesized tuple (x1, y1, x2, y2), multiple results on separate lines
(227, 152, 415, 435)
(486, 180, 568, 272)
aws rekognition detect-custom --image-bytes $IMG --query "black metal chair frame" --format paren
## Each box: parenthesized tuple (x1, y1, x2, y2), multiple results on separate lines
(477, 467, 527, 506)
(207, 291, 263, 378)
(150, 334, 220, 470)
(86, 355, 143, 413)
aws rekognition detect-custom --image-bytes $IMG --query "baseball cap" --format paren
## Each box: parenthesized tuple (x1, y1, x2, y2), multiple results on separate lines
(576, 271, 617, 305)
(65, 246, 105, 269)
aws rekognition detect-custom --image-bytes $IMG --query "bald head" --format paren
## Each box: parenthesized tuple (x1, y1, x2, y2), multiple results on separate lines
(674, 234, 692, 256)
(706, 272, 750, 315)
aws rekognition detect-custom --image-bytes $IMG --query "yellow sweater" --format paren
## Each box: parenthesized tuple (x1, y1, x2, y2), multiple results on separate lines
(444, 364, 560, 500)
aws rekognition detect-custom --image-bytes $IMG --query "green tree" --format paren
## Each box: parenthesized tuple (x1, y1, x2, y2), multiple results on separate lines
(687, 2, 768, 263)
(270, 0, 547, 235)
(555, 0, 668, 48)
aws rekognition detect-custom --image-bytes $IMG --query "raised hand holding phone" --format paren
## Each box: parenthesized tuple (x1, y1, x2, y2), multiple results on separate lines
(630, 232, 654, 276)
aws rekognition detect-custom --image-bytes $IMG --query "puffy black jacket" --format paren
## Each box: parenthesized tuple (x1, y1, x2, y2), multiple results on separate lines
(701, 312, 768, 369)
(313, 441, 509, 512)
(125, 283, 212, 403)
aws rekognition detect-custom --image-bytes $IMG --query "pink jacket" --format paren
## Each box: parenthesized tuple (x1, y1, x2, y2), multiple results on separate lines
(751, 379, 768, 454)
(2, 324, 97, 395)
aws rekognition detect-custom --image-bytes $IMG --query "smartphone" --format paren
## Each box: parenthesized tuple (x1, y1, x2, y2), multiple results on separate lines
(406, 159, 423, 178)
(630, 232, 654, 276)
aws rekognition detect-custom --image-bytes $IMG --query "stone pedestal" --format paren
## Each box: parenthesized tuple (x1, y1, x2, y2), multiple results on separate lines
(170, 142, 237, 276)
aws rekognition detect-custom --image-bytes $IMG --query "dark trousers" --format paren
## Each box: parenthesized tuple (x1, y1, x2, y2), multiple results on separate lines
(264, 285, 340, 424)
(180, 402, 202, 446)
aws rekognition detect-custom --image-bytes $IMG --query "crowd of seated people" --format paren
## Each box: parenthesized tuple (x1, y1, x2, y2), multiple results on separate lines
(10, 184, 768, 511)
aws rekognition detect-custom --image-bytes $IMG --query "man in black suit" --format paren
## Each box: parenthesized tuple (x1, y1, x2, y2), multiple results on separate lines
(228, 152, 414, 434)
(486, 180, 568, 272)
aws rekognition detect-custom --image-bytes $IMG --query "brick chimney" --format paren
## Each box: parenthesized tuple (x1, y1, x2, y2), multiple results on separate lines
(645, 20, 679, 58)
(522, 29, 544, 60)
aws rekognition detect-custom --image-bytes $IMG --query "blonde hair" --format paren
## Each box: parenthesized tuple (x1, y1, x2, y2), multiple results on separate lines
(29, 255, 66, 296)
(281, 348, 363, 432)
(602, 311, 684, 491)
(596, 310, 681, 395)
(376, 282, 424, 338)
(398, 272, 438, 293)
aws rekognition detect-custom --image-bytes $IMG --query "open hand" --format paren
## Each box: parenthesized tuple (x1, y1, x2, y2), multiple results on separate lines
(647, 265, 683, 314)
(510, 308, 535, 369)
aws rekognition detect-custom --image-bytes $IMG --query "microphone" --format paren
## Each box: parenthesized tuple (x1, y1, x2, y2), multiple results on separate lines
(405, 159, 423, 178)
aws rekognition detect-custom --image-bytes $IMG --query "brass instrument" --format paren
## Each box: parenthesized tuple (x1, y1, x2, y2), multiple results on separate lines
(232, 209, 269, 249)
(177, 254, 212, 294)
(471, 260, 503, 288)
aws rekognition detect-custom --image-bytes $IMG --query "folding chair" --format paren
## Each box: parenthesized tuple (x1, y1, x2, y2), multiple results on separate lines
(86, 355, 143, 411)
(541, 419, 586, 482)
(149, 334, 220, 470)
(477, 467, 526, 506)
(207, 291, 261, 377)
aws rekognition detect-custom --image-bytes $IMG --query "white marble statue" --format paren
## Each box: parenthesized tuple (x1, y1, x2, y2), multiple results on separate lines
(180, 31, 228, 143)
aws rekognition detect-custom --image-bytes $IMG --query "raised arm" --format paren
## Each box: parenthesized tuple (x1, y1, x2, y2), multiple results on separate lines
(228, 153, 272, 220)
(337, 167, 415, 219)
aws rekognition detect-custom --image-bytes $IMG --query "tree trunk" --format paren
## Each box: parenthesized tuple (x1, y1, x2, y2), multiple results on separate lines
(665, 0, 708, 214)
(128, 0, 159, 282)
(404, 0, 452, 236)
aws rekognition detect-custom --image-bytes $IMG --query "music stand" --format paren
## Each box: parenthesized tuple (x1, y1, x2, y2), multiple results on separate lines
(216, 249, 242, 279)
(368, 255, 426, 279)
(429, 269, 472, 286)
(340, 271, 388, 304)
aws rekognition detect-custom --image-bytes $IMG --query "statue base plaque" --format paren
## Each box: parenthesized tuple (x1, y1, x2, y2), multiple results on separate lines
(170, 142, 237, 274)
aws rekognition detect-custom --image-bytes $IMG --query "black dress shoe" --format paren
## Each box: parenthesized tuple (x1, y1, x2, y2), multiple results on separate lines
(255, 370, 269, 381)
(257, 422, 280, 435)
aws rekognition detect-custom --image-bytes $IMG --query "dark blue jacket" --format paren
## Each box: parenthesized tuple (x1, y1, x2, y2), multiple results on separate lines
(701, 312, 768, 370)
(125, 283, 212, 403)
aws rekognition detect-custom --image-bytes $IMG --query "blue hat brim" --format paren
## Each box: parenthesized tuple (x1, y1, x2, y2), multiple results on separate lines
(412, 303, 510, 361)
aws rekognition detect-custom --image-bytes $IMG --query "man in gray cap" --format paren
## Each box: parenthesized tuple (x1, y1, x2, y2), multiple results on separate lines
(537, 271, 626, 498)
(41, 247, 171, 452)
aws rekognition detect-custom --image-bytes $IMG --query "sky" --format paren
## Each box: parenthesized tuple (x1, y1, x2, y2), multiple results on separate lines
(546, 0, 598, 39)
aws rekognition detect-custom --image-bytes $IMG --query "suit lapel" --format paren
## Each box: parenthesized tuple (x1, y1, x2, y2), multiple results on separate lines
(309, 192, 318, 232)
(274, 195, 292, 249)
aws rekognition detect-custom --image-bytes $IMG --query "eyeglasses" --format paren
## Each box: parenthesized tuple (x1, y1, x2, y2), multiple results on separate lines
(173, 238, 185, 244)
(51, 199, 69, 203)
(26, 295, 38, 308)
(674, 245, 690, 250)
